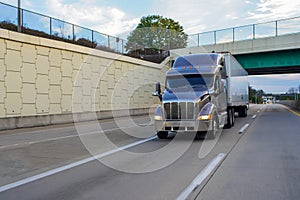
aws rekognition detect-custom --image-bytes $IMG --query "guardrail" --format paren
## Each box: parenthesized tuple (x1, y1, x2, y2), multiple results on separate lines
(187, 16, 300, 47)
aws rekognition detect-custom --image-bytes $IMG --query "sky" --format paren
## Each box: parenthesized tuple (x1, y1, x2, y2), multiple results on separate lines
(1, 0, 300, 93)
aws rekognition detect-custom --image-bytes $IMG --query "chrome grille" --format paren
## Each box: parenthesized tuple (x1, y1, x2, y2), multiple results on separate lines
(164, 102, 195, 120)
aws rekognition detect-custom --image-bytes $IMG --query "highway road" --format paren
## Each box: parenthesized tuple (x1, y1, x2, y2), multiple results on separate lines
(0, 104, 299, 200)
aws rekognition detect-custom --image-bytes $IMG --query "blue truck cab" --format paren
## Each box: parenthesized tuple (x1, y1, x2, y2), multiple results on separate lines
(153, 53, 248, 139)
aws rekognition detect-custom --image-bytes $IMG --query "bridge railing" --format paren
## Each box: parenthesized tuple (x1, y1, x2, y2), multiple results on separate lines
(0, 2, 126, 54)
(1, 1, 300, 59)
(188, 16, 300, 47)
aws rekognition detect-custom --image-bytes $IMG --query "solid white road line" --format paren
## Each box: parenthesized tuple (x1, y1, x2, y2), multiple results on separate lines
(2, 115, 152, 137)
(252, 114, 257, 119)
(176, 153, 226, 200)
(0, 123, 154, 150)
(239, 123, 250, 133)
(0, 135, 157, 193)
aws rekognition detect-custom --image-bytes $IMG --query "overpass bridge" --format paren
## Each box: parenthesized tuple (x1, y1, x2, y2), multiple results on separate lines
(171, 17, 300, 75)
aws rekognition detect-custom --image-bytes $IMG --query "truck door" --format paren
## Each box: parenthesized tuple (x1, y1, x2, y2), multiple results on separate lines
(214, 75, 227, 114)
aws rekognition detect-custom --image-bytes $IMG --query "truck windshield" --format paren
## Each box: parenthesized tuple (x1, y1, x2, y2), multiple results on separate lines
(166, 74, 213, 91)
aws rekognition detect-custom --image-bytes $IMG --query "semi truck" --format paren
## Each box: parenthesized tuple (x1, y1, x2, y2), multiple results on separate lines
(153, 53, 249, 139)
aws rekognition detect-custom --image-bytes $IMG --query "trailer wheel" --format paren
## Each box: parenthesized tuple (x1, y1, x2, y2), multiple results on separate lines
(239, 106, 247, 118)
(157, 131, 168, 139)
(244, 106, 248, 117)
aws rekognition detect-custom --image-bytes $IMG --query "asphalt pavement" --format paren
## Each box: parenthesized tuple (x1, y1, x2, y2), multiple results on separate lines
(196, 104, 300, 200)
(0, 104, 299, 200)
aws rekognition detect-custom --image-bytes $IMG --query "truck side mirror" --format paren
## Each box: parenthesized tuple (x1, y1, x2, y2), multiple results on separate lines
(213, 80, 221, 96)
(220, 80, 225, 93)
(156, 82, 161, 95)
(153, 82, 162, 101)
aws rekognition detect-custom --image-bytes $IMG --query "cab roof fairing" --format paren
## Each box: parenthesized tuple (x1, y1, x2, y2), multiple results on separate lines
(169, 53, 224, 76)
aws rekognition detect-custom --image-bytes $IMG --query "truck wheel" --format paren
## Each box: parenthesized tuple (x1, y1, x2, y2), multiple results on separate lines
(243, 106, 248, 117)
(207, 116, 218, 139)
(231, 108, 235, 126)
(157, 131, 168, 139)
(239, 106, 247, 118)
(225, 108, 233, 128)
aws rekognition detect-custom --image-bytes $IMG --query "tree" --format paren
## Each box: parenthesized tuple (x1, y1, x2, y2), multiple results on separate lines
(248, 86, 266, 104)
(287, 87, 296, 94)
(249, 86, 256, 103)
(125, 15, 188, 52)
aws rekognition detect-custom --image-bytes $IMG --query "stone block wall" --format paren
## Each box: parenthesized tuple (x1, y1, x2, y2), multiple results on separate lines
(0, 28, 169, 128)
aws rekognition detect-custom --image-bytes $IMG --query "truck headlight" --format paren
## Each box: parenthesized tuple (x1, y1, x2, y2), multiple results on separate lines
(198, 103, 213, 120)
(198, 114, 212, 120)
(154, 115, 163, 120)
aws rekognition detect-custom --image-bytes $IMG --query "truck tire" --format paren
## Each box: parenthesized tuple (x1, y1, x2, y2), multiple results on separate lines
(242, 106, 247, 117)
(225, 108, 234, 128)
(232, 108, 235, 126)
(238, 106, 247, 118)
(207, 116, 218, 139)
(157, 131, 168, 139)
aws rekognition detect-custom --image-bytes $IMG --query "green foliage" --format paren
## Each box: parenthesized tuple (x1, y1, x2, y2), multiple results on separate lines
(249, 86, 265, 104)
(0, 21, 17, 31)
(76, 38, 97, 48)
(126, 15, 188, 51)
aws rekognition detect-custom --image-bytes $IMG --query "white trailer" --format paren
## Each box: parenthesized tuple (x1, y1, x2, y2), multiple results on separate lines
(224, 54, 249, 117)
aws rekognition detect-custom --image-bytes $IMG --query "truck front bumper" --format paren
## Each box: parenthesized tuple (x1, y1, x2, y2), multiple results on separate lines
(155, 120, 212, 132)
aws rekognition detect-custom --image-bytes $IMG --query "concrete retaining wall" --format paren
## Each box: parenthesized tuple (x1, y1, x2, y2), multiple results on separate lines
(0, 28, 170, 130)
(280, 100, 300, 110)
